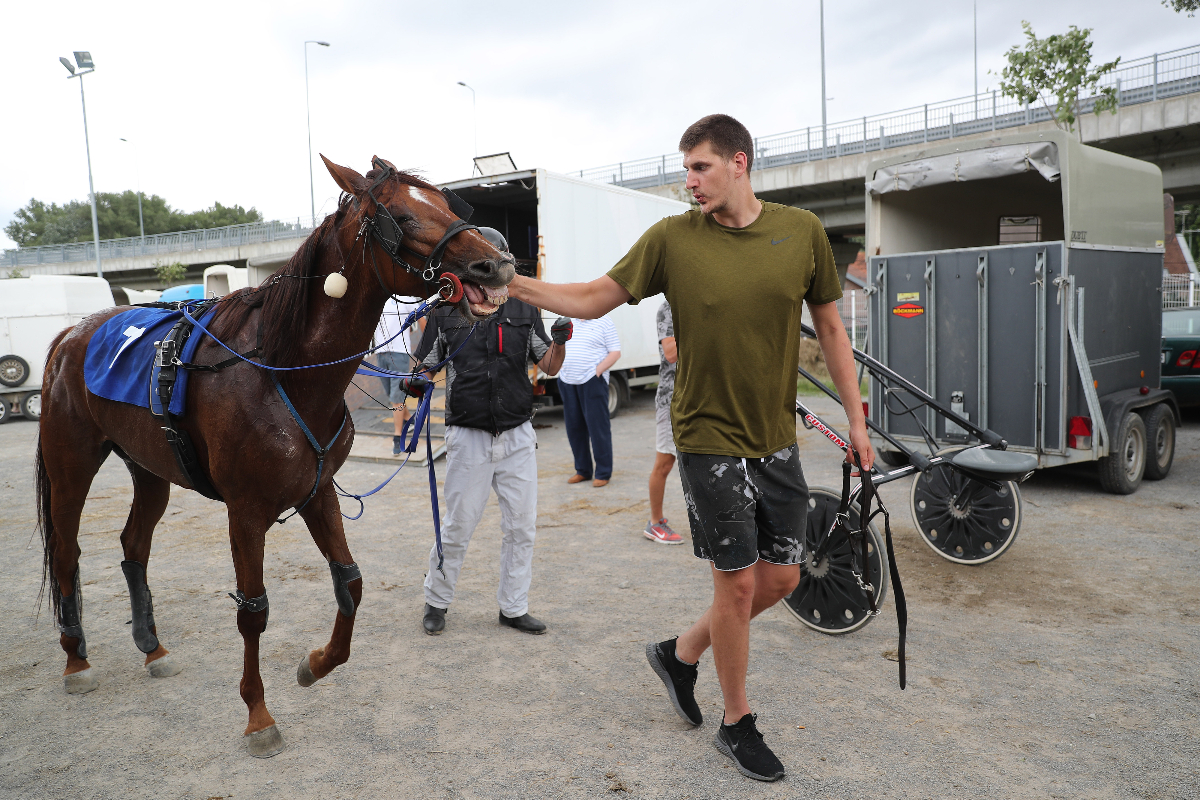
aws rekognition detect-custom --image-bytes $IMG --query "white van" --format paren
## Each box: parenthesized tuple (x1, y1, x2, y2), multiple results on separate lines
(0, 275, 113, 422)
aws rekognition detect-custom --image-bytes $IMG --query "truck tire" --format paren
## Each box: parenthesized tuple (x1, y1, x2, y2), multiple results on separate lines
(21, 391, 41, 421)
(1141, 403, 1175, 481)
(607, 372, 627, 418)
(1098, 412, 1146, 495)
(0, 354, 30, 388)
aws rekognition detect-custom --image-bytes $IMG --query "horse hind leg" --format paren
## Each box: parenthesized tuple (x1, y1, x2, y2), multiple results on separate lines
(295, 486, 362, 689)
(119, 461, 182, 679)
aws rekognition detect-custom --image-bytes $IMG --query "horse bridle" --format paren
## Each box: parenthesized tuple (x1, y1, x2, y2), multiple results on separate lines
(356, 156, 479, 293)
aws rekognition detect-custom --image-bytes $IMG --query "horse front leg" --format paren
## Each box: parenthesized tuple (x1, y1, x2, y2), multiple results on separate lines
(294, 485, 362, 688)
(226, 503, 285, 758)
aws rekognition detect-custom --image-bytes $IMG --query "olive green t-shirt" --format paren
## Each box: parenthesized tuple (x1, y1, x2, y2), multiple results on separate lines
(607, 202, 841, 457)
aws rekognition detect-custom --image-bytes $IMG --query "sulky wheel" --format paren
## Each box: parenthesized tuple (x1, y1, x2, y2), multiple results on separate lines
(781, 486, 889, 635)
(910, 458, 1021, 565)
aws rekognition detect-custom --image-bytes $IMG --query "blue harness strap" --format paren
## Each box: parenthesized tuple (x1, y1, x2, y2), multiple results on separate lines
(270, 371, 349, 523)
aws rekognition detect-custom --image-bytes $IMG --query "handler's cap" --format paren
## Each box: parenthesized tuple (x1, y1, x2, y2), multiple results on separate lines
(476, 226, 509, 254)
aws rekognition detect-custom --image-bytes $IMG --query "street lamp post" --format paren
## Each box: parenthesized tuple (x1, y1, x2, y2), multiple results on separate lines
(304, 40, 330, 228)
(819, 0, 827, 157)
(119, 137, 145, 246)
(457, 81, 477, 171)
(60, 52, 102, 279)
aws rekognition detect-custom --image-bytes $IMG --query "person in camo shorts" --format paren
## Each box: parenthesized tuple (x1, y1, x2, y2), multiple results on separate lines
(505, 113, 873, 782)
(644, 299, 683, 545)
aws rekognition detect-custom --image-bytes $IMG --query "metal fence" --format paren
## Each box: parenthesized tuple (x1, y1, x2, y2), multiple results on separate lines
(3, 217, 315, 270)
(579, 43, 1200, 190)
(1164, 273, 1200, 308)
(837, 289, 868, 351)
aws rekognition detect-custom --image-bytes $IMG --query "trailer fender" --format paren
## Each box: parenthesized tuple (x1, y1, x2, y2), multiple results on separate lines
(1099, 388, 1181, 445)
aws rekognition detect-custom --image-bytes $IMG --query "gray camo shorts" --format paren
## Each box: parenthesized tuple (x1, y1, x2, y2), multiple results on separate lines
(677, 444, 809, 572)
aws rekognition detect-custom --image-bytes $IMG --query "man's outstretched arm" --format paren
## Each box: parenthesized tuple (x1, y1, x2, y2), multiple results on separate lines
(808, 300, 875, 472)
(508, 274, 632, 320)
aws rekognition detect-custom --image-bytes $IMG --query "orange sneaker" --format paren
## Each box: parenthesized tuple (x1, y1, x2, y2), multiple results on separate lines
(644, 518, 683, 545)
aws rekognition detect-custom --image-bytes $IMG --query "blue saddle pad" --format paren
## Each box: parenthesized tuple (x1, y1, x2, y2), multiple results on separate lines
(84, 307, 212, 416)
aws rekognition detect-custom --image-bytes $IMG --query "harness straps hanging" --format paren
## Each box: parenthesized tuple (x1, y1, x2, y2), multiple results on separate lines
(269, 371, 348, 524)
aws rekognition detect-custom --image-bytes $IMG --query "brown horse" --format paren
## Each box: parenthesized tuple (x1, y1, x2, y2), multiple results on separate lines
(34, 155, 514, 757)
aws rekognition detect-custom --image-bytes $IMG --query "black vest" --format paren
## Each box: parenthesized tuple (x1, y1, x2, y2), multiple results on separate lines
(429, 299, 544, 435)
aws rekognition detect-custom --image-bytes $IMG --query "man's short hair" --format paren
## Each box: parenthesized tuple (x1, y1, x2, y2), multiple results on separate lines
(679, 114, 754, 171)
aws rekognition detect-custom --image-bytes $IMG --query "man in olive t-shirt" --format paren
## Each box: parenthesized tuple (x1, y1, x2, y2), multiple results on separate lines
(507, 114, 873, 782)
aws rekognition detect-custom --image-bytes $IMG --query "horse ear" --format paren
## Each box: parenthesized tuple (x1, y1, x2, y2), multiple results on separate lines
(321, 155, 367, 195)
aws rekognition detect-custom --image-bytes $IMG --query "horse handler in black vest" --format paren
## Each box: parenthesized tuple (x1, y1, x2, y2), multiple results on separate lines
(413, 227, 570, 636)
(506, 115, 874, 781)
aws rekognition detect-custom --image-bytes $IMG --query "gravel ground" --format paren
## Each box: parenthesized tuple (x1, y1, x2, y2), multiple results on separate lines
(1, 389, 1197, 800)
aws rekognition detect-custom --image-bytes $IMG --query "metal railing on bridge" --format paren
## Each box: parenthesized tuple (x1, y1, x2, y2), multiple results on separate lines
(578, 43, 1200, 190)
(3, 217, 315, 270)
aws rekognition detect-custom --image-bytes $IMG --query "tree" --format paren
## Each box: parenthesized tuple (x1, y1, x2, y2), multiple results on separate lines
(4, 194, 264, 248)
(998, 22, 1121, 133)
(154, 261, 188, 287)
(1163, 0, 1199, 15)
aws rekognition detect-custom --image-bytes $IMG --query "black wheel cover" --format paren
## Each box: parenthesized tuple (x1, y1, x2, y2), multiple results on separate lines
(782, 488, 887, 635)
(910, 464, 1020, 564)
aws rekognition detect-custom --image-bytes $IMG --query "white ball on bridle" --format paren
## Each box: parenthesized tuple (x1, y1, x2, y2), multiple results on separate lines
(324, 272, 348, 298)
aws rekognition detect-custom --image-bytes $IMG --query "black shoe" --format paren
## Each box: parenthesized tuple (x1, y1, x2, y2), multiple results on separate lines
(714, 713, 785, 782)
(645, 637, 702, 726)
(422, 604, 446, 635)
(393, 435, 404, 456)
(498, 612, 546, 634)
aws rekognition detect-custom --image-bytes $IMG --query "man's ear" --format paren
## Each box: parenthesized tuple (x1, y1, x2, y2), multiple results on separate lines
(321, 155, 367, 195)
(732, 151, 750, 178)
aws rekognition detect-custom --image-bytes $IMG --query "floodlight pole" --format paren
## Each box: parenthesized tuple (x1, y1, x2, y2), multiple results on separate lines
(119, 138, 145, 242)
(66, 67, 102, 278)
(973, 0, 979, 120)
(820, 0, 827, 157)
(304, 40, 330, 228)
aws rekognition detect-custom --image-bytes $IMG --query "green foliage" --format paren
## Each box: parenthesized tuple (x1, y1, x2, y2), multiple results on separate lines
(1163, 0, 1200, 15)
(4, 267, 25, 279)
(154, 261, 188, 287)
(998, 22, 1121, 132)
(4, 193, 263, 248)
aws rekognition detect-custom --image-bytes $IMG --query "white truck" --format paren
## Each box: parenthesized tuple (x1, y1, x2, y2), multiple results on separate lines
(0, 275, 113, 422)
(439, 168, 691, 414)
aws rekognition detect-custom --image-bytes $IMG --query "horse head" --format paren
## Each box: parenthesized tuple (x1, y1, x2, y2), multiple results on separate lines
(321, 155, 514, 321)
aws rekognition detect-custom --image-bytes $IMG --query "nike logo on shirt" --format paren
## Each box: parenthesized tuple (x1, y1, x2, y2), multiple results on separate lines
(771, 237, 791, 245)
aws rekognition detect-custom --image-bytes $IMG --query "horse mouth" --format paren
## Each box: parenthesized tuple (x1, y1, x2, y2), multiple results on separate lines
(459, 279, 508, 318)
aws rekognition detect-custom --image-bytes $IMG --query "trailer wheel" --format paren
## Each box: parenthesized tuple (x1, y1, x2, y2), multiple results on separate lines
(21, 391, 41, 421)
(910, 462, 1021, 564)
(1141, 404, 1175, 481)
(781, 487, 888, 635)
(607, 373, 627, 418)
(0, 398, 10, 425)
(0, 354, 30, 388)
(1098, 412, 1146, 494)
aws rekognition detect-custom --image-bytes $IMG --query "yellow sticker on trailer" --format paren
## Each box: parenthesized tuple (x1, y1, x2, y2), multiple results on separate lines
(897, 292, 920, 302)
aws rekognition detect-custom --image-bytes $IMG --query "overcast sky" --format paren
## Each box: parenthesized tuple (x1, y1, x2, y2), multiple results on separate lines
(2, 0, 1196, 250)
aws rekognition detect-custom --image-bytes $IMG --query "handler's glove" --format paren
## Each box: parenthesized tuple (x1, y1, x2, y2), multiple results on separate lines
(551, 317, 573, 345)
(399, 375, 431, 398)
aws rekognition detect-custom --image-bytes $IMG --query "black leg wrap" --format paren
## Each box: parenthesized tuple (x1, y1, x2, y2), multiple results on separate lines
(57, 570, 87, 661)
(328, 560, 362, 617)
(229, 589, 269, 629)
(120, 560, 160, 654)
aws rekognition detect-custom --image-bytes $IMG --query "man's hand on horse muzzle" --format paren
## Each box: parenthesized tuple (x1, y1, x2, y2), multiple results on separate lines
(400, 375, 431, 398)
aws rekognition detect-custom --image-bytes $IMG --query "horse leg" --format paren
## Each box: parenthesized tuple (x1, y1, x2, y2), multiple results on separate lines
(117, 461, 182, 678)
(37, 436, 108, 695)
(226, 504, 285, 758)
(294, 485, 362, 688)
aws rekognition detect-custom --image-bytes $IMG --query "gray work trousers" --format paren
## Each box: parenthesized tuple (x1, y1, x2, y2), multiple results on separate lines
(424, 421, 538, 617)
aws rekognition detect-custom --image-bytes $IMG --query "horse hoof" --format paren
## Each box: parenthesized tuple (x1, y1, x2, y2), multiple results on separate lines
(296, 653, 318, 688)
(145, 653, 182, 678)
(64, 668, 99, 694)
(245, 724, 285, 758)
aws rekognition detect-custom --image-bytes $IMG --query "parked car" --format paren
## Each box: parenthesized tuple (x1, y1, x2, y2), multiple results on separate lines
(1162, 306, 1200, 407)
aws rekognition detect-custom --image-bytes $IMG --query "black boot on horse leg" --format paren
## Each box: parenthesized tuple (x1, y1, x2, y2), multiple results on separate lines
(118, 461, 181, 678)
(295, 487, 363, 688)
(57, 570, 98, 694)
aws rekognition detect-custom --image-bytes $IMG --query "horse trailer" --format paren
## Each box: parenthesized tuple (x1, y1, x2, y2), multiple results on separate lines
(865, 130, 1179, 495)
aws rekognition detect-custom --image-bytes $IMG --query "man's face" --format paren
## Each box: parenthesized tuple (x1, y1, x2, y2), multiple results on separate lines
(683, 141, 742, 216)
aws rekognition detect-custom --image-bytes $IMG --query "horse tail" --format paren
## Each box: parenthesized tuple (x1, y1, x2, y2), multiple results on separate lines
(36, 326, 72, 618)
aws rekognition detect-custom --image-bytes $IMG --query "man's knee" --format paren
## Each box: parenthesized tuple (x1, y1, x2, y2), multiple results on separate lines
(760, 563, 801, 599)
(713, 567, 757, 610)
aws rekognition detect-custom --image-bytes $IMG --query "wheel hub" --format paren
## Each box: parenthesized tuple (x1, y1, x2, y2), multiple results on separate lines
(805, 551, 831, 578)
(948, 500, 972, 520)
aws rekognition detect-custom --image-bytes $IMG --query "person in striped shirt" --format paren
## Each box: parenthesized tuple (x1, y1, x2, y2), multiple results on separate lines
(557, 315, 621, 487)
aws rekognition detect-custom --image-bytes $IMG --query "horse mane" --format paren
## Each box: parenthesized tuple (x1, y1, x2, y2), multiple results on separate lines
(210, 166, 434, 366)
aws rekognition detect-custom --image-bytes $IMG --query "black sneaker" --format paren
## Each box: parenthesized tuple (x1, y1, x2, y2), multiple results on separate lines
(714, 713, 785, 782)
(645, 637, 702, 726)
